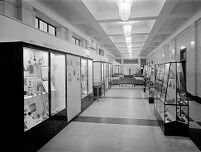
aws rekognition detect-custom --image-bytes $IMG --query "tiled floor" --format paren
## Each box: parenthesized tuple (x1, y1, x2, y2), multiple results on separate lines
(38, 86, 200, 152)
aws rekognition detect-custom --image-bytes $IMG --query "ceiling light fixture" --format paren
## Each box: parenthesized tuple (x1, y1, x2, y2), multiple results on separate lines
(116, 0, 132, 21)
(123, 24, 132, 37)
(125, 36, 132, 44)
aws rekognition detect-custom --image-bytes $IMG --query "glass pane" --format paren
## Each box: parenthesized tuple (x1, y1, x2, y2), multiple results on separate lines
(102, 63, 104, 81)
(88, 60, 93, 94)
(81, 59, 88, 98)
(43, 22, 48, 32)
(166, 63, 176, 104)
(24, 48, 49, 132)
(51, 53, 66, 116)
(35, 18, 39, 29)
(109, 65, 111, 82)
(72, 37, 76, 45)
(93, 62, 101, 83)
(49, 25, 55, 36)
(177, 63, 188, 105)
(39, 20, 47, 32)
(104, 63, 109, 89)
(165, 105, 176, 123)
(177, 105, 188, 124)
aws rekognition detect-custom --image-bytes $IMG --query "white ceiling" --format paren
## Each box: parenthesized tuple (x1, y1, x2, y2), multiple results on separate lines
(33, 0, 201, 59)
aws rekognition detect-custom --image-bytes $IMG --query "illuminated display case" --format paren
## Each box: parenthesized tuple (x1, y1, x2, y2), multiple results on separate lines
(154, 62, 189, 136)
(108, 63, 112, 88)
(81, 58, 88, 98)
(0, 42, 67, 152)
(50, 53, 66, 116)
(103, 62, 109, 90)
(93, 61, 104, 97)
(81, 58, 94, 111)
(144, 65, 155, 103)
(24, 48, 49, 131)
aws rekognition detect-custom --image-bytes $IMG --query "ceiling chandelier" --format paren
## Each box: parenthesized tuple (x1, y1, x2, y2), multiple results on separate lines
(125, 36, 132, 44)
(123, 24, 132, 37)
(116, 0, 132, 21)
(125, 36, 132, 59)
(115, 0, 133, 58)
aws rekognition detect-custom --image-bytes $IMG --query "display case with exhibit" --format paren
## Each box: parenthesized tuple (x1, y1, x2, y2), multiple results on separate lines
(80, 58, 94, 111)
(154, 62, 189, 136)
(81, 58, 88, 99)
(144, 65, 155, 103)
(103, 62, 109, 90)
(0, 42, 68, 152)
(50, 53, 66, 116)
(93, 61, 105, 98)
(114, 65, 120, 74)
(108, 63, 112, 88)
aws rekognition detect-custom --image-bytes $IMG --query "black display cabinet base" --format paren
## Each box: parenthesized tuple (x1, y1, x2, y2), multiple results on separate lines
(189, 128, 201, 151)
(81, 93, 94, 112)
(149, 97, 154, 103)
(155, 109, 189, 137)
(109, 83, 112, 89)
(24, 117, 67, 152)
(93, 87, 102, 97)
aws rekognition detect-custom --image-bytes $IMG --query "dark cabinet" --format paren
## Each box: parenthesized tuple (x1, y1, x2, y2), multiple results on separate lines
(0, 42, 67, 152)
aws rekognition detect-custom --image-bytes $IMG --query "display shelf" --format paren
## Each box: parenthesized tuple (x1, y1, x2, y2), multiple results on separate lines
(154, 62, 189, 136)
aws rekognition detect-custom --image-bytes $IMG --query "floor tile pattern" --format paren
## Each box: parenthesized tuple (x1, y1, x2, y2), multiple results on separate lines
(38, 86, 200, 152)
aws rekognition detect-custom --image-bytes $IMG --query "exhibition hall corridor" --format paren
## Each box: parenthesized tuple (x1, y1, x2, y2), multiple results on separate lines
(38, 86, 200, 152)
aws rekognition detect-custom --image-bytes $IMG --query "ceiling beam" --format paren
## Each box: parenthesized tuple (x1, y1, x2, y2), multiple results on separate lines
(108, 33, 149, 36)
(99, 41, 145, 45)
(97, 16, 157, 23)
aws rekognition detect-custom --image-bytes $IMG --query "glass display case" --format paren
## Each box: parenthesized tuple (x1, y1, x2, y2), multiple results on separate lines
(24, 47, 49, 131)
(93, 61, 104, 97)
(93, 61, 102, 83)
(80, 58, 94, 111)
(154, 62, 189, 136)
(104, 62, 109, 90)
(102, 62, 104, 82)
(0, 42, 68, 152)
(88, 60, 93, 94)
(81, 58, 88, 98)
(114, 65, 120, 74)
(50, 53, 66, 116)
(109, 63, 112, 88)
(144, 65, 155, 103)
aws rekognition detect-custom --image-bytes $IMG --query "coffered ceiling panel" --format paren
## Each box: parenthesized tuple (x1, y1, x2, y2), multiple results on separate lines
(100, 20, 155, 35)
(29, 0, 201, 59)
(83, 0, 166, 20)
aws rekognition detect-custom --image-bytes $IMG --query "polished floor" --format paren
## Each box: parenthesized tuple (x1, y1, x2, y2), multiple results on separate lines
(38, 85, 200, 152)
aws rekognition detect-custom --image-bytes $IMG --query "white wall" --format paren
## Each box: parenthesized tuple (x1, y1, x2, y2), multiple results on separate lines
(175, 26, 196, 95)
(122, 64, 141, 75)
(196, 19, 201, 97)
(147, 10, 201, 98)
(0, 14, 110, 62)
